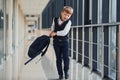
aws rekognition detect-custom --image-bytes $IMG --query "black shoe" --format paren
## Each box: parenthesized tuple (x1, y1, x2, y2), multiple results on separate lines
(59, 75, 63, 79)
(65, 74, 69, 79)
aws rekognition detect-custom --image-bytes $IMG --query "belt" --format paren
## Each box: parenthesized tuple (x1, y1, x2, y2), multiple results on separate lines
(54, 39, 68, 42)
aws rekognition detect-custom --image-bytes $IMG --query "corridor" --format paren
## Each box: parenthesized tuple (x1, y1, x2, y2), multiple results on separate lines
(18, 30, 101, 80)
(0, 0, 120, 80)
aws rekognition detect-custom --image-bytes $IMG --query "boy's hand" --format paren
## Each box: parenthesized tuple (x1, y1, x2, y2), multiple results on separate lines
(49, 31, 57, 37)
(49, 31, 54, 37)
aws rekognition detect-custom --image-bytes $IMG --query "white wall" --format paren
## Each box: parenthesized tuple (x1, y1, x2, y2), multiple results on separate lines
(1, 0, 28, 80)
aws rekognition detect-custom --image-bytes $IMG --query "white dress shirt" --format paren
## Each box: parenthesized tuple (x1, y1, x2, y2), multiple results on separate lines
(51, 17, 72, 36)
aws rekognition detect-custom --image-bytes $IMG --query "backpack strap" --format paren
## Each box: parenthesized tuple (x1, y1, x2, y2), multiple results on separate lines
(41, 40, 50, 56)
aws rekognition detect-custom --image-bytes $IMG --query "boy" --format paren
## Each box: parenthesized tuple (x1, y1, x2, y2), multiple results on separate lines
(49, 6, 73, 79)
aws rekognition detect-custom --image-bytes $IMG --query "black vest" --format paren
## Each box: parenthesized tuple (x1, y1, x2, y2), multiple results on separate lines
(53, 17, 69, 41)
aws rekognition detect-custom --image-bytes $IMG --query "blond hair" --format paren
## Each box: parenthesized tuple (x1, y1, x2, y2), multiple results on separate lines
(62, 6, 73, 15)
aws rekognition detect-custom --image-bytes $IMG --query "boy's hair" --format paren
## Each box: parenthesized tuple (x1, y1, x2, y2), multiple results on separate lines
(62, 6, 73, 15)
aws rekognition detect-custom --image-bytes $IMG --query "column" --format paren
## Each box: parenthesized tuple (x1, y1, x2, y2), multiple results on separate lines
(6, 0, 13, 80)
(13, 0, 19, 79)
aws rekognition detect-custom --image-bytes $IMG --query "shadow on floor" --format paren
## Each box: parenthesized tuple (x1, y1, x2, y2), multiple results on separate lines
(40, 55, 58, 80)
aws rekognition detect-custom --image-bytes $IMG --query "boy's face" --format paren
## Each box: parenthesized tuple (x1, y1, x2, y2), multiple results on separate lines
(61, 11, 71, 21)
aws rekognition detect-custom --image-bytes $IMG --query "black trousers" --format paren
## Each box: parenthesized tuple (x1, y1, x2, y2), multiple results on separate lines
(53, 39, 69, 76)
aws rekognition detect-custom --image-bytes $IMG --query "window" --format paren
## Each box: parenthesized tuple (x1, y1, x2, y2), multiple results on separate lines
(0, 0, 4, 65)
(92, 0, 98, 24)
(108, 0, 117, 79)
(109, 26, 117, 80)
(84, 27, 90, 66)
(78, 27, 82, 63)
(97, 0, 102, 73)
(97, 27, 102, 72)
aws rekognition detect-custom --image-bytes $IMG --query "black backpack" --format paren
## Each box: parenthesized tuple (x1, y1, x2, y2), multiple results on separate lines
(24, 35, 50, 65)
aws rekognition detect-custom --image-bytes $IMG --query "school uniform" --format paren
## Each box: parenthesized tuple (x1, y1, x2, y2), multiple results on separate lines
(51, 17, 72, 78)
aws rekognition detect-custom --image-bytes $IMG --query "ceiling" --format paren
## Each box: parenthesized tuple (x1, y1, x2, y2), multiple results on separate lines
(19, 0, 50, 25)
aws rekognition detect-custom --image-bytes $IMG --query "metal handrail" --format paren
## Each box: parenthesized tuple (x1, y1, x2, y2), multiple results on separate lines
(71, 22, 120, 28)
(70, 23, 120, 79)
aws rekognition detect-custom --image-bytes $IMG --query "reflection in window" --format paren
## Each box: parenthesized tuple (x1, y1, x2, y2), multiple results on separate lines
(109, 0, 117, 79)
(97, 0, 102, 73)
(97, 27, 102, 73)
(0, 8, 4, 64)
(109, 26, 117, 80)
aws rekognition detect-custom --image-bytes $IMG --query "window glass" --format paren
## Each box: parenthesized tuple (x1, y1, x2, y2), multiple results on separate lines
(84, 27, 90, 66)
(97, 0, 102, 71)
(109, 27, 117, 80)
(73, 28, 76, 59)
(109, 0, 117, 79)
(97, 27, 102, 72)
(78, 27, 82, 63)
(0, 0, 4, 64)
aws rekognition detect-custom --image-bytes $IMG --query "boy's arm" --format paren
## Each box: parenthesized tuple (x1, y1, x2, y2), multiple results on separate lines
(57, 20, 71, 36)
(51, 19, 54, 31)
(49, 19, 55, 37)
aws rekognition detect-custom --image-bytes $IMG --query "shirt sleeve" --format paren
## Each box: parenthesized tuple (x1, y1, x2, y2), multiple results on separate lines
(51, 19, 55, 31)
(57, 20, 72, 36)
